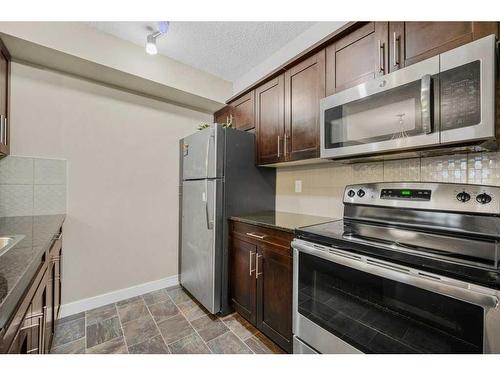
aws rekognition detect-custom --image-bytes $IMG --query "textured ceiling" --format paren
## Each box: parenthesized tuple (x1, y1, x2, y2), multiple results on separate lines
(87, 22, 316, 82)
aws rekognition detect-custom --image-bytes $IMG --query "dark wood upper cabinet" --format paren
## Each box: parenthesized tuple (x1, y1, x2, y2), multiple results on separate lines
(255, 74, 285, 165)
(284, 50, 325, 161)
(229, 237, 257, 324)
(0, 37, 10, 157)
(389, 22, 499, 72)
(214, 105, 231, 125)
(228, 91, 255, 131)
(326, 22, 389, 96)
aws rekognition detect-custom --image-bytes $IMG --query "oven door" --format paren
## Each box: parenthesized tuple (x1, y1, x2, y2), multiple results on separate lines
(320, 56, 439, 159)
(439, 34, 496, 145)
(292, 239, 500, 354)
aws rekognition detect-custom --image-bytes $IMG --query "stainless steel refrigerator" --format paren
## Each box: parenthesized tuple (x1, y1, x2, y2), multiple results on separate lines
(179, 124, 275, 314)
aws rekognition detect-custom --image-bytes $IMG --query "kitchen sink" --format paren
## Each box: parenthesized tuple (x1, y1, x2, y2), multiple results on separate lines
(0, 235, 25, 257)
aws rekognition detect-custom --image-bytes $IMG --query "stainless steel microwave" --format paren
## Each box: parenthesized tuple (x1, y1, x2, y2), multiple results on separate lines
(320, 34, 496, 160)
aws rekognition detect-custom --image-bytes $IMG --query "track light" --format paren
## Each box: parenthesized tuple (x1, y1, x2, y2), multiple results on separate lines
(146, 34, 158, 55)
(145, 22, 169, 56)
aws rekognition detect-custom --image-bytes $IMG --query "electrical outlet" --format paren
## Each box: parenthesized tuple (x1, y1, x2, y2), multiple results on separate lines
(295, 180, 302, 193)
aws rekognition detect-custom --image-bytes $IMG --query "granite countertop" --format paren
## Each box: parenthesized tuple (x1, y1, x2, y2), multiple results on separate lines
(230, 211, 337, 233)
(0, 214, 66, 330)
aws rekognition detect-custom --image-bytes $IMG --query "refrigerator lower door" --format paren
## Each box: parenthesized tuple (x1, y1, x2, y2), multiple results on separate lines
(181, 125, 223, 180)
(180, 179, 223, 313)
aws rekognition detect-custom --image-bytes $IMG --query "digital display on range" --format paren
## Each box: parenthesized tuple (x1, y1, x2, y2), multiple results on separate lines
(380, 189, 431, 200)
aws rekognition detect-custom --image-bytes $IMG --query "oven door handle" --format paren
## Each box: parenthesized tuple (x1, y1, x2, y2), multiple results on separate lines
(292, 240, 499, 309)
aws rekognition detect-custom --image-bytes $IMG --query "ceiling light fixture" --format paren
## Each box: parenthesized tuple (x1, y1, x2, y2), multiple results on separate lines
(145, 21, 169, 55)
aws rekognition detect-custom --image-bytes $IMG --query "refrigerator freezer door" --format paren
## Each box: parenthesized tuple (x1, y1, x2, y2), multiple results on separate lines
(180, 179, 223, 313)
(181, 125, 223, 180)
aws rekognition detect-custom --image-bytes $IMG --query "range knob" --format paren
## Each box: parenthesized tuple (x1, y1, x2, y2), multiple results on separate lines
(357, 189, 366, 197)
(476, 193, 492, 204)
(347, 190, 355, 198)
(456, 191, 470, 203)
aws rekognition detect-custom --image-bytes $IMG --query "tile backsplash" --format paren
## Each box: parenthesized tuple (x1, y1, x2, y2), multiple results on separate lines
(0, 156, 67, 217)
(276, 151, 500, 218)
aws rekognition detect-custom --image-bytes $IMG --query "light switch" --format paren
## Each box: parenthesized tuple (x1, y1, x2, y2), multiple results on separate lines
(295, 180, 302, 193)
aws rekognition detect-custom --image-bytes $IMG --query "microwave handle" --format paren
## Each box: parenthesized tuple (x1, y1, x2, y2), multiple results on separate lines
(420, 74, 432, 134)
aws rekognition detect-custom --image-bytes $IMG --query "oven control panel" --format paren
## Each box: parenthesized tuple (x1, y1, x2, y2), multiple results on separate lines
(343, 182, 500, 214)
(380, 188, 431, 201)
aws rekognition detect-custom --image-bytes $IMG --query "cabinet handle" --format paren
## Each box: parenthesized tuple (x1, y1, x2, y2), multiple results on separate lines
(284, 134, 289, 157)
(0, 115, 4, 144)
(277, 135, 280, 158)
(249, 251, 255, 276)
(53, 233, 62, 240)
(246, 232, 265, 239)
(255, 254, 263, 279)
(378, 40, 385, 74)
(39, 306, 47, 354)
(393, 32, 400, 67)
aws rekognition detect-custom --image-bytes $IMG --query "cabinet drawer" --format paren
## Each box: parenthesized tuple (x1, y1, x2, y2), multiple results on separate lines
(231, 221, 293, 255)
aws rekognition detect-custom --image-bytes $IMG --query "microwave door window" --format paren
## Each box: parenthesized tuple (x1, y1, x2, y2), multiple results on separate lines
(325, 79, 425, 149)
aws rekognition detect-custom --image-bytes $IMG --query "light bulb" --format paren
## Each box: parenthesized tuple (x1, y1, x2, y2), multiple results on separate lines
(145, 34, 158, 55)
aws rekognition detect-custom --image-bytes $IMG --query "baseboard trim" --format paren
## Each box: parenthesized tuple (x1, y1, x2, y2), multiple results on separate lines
(59, 275, 179, 318)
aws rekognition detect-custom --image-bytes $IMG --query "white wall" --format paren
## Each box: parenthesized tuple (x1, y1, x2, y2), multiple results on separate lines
(10, 62, 211, 304)
(232, 22, 348, 95)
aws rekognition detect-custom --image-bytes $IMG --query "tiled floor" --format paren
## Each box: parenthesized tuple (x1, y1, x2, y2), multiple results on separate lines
(50, 286, 285, 354)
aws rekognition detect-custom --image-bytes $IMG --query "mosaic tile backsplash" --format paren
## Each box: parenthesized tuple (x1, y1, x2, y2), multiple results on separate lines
(276, 152, 500, 218)
(0, 156, 67, 217)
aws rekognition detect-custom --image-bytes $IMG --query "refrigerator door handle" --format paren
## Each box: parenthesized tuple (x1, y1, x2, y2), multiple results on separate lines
(205, 128, 213, 178)
(205, 179, 213, 229)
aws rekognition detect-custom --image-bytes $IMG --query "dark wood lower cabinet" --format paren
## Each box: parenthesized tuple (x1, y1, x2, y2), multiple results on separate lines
(0, 228, 63, 354)
(229, 220, 293, 353)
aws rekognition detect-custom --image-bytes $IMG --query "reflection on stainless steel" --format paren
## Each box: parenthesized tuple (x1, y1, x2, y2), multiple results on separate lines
(293, 181, 500, 353)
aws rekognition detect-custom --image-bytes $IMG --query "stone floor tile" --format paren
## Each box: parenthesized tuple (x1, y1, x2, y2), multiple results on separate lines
(116, 299, 149, 324)
(207, 331, 252, 354)
(245, 332, 285, 354)
(121, 314, 160, 347)
(157, 314, 195, 344)
(221, 313, 258, 341)
(56, 312, 84, 326)
(86, 316, 122, 348)
(168, 333, 210, 354)
(52, 317, 85, 347)
(115, 296, 142, 307)
(51, 337, 86, 354)
(142, 289, 169, 306)
(128, 335, 169, 354)
(191, 314, 228, 342)
(167, 287, 193, 305)
(148, 299, 179, 323)
(86, 303, 117, 326)
(176, 299, 208, 321)
(86, 337, 127, 354)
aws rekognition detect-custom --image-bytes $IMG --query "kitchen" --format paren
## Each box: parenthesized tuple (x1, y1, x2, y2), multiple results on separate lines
(0, 1, 500, 372)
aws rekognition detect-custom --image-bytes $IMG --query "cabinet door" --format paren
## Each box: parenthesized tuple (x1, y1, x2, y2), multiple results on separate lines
(0, 40, 9, 156)
(256, 245, 292, 353)
(255, 74, 285, 165)
(229, 237, 257, 324)
(284, 50, 325, 161)
(54, 247, 62, 319)
(229, 91, 255, 131)
(30, 270, 49, 354)
(326, 22, 389, 95)
(214, 106, 231, 125)
(389, 22, 498, 72)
